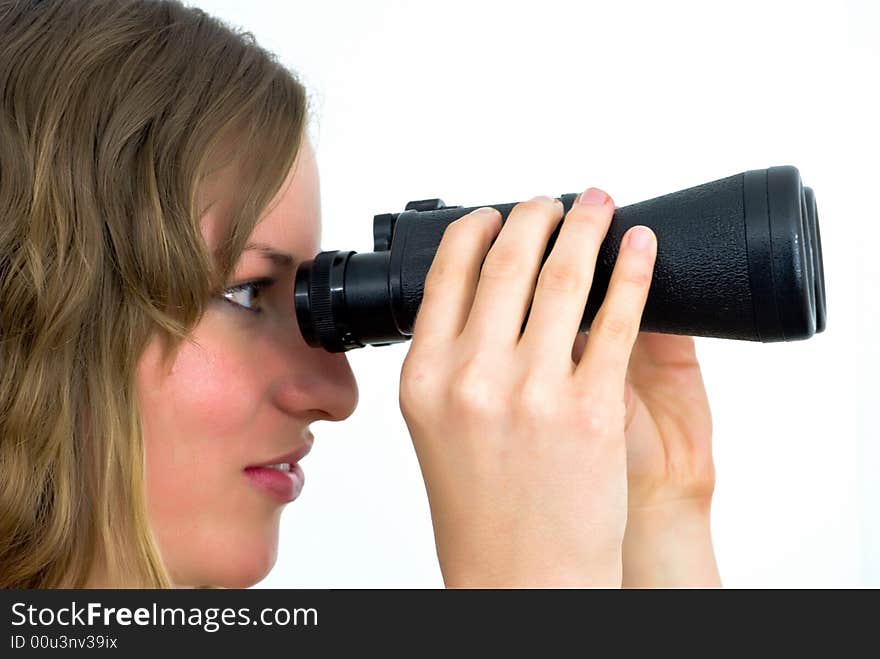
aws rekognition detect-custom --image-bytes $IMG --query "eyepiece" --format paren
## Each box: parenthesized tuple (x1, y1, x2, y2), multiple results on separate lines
(294, 250, 356, 352)
(295, 249, 405, 351)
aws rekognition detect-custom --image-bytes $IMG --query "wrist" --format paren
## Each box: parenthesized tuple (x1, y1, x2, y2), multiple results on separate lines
(622, 499, 720, 588)
(440, 550, 624, 588)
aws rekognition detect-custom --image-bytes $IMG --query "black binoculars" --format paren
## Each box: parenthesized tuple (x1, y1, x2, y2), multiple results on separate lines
(294, 165, 827, 353)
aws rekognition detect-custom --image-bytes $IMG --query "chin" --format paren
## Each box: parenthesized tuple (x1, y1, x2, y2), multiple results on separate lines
(168, 517, 281, 589)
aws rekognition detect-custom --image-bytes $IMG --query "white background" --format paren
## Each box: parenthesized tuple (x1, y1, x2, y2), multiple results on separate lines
(190, 0, 879, 587)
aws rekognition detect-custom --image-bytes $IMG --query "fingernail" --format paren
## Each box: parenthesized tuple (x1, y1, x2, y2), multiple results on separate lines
(471, 206, 497, 215)
(530, 194, 554, 203)
(576, 187, 608, 206)
(628, 226, 654, 251)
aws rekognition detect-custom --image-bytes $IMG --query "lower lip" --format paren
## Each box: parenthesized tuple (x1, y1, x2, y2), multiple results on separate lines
(243, 464, 304, 503)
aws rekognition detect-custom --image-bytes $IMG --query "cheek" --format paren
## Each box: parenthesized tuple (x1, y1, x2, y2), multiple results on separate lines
(162, 337, 256, 436)
(136, 324, 279, 586)
(140, 331, 255, 476)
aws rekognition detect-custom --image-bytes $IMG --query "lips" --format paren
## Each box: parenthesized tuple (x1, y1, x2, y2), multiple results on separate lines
(243, 433, 313, 504)
(243, 463, 304, 503)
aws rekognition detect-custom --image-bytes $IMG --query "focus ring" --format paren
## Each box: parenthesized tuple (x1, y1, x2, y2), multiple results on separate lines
(309, 251, 338, 351)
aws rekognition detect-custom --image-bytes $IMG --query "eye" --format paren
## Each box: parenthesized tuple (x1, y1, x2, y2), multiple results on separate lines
(220, 278, 275, 314)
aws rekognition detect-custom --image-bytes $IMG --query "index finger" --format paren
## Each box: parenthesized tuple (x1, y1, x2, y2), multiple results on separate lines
(574, 225, 657, 393)
(409, 208, 502, 353)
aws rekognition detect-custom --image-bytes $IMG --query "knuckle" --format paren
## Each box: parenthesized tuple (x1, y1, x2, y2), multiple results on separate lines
(618, 260, 654, 287)
(594, 310, 633, 343)
(571, 392, 617, 437)
(537, 259, 583, 293)
(578, 406, 607, 438)
(513, 377, 558, 419)
(399, 358, 438, 409)
(450, 365, 501, 418)
(480, 242, 521, 280)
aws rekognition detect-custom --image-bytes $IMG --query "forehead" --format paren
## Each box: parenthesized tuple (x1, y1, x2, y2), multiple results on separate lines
(199, 135, 320, 257)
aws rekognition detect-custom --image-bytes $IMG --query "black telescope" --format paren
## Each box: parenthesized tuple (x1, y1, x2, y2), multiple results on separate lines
(294, 165, 827, 353)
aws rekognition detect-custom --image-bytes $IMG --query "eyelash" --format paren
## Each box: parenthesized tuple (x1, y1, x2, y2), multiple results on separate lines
(220, 277, 276, 314)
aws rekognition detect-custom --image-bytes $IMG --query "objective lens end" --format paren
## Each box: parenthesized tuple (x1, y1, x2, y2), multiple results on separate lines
(803, 186, 826, 334)
(743, 166, 816, 342)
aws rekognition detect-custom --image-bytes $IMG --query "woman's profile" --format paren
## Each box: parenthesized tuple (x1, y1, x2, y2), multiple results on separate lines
(0, 0, 719, 589)
(0, 0, 358, 588)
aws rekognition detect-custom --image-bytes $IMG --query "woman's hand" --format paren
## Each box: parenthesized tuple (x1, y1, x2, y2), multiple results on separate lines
(399, 188, 657, 588)
(572, 330, 721, 587)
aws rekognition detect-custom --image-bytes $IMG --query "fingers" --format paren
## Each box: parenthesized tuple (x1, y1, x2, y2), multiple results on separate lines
(575, 224, 657, 394)
(460, 195, 565, 348)
(409, 207, 502, 351)
(517, 188, 614, 373)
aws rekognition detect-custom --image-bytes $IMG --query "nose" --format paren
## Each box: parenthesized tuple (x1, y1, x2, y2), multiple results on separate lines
(271, 350, 358, 422)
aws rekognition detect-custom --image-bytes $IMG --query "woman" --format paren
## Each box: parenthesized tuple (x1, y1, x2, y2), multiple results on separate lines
(0, 0, 718, 588)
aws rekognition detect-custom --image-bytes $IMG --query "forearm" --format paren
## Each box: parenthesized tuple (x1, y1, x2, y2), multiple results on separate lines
(622, 501, 721, 588)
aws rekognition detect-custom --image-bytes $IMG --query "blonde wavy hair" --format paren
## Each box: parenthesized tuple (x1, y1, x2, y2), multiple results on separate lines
(0, 0, 309, 587)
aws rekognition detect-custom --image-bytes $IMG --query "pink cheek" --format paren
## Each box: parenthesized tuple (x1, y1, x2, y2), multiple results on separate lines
(141, 336, 275, 579)
(164, 340, 257, 439)
(140, 336, 261, 510)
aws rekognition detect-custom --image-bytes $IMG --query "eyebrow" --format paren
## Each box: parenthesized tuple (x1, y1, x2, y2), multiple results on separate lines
(243, 242, 297, 269)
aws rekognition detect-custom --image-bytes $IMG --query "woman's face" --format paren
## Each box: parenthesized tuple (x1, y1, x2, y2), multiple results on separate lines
(135, 136, 359, 588)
